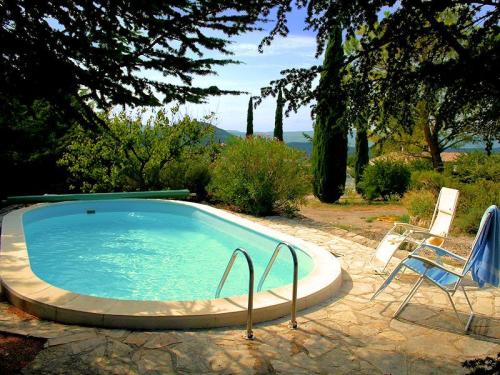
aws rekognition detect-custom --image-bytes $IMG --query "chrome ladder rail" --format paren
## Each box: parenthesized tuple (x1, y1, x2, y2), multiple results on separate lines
(257, 242, 299, 329)
(215, 248, 255, 339)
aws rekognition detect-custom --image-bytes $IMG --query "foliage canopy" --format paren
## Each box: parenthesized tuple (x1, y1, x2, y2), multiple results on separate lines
(258, 1, 499, 143)
(59, 109, 214, 192)
(0, 0, 277, 128)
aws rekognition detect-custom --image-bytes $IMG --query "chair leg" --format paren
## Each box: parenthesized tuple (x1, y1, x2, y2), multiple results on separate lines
(444, 291, 464, 327)
(393, 275, 424, 318)
(371, 263, 405, 301)
(442, 288, 476, 332)
(461, 286, 475, 332)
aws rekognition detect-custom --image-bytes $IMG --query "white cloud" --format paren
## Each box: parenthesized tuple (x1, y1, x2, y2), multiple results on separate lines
(230, 35, 317, 57)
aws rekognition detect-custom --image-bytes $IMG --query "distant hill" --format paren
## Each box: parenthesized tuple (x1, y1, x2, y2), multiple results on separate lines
(288, 142, 355, 156)
(212, 126, 235, 143)
(226, 129, 356, 145)
(221, 128, 359, 155)
(226, 129, 313, 143)
(287, 142, 312, 155)
(217, 127, 497, 155)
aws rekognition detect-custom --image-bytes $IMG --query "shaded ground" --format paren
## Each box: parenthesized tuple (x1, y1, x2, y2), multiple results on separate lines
(0, 333, 46, 374)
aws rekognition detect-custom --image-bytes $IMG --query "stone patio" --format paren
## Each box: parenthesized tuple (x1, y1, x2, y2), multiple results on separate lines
(1, 214, 499, 374)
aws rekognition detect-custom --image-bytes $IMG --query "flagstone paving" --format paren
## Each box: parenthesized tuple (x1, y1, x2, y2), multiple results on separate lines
(0, 214, 499, 374)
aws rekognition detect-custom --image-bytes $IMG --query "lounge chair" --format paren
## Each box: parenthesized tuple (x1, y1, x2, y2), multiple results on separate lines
(370, 187, 460, 273)
(371, 205, 499, 332)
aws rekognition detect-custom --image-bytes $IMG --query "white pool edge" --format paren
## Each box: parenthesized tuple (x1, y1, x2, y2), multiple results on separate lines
(0, 200, 342, 329)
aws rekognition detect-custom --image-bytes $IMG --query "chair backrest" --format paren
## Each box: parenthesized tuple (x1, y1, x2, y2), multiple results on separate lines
(428, 187, 460, 237)
(462, 205, 497, 276)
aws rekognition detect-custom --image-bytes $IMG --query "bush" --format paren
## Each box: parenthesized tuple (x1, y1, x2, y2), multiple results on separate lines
(209, 137, 310, 216)
(403, 179, 500, 235)
(410, 170, 456, 193)
(59, 109, 213, 192)
(160, 154, 213, 201)
(455, 180, 500, 234)
(358, 161, 411, 200)
(401, 189, 437, 226)
(407, 158, 433, 172)
(450, 152, 500, 184)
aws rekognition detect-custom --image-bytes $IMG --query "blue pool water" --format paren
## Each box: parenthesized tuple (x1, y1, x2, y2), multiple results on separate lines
(23, 200, 313, 301)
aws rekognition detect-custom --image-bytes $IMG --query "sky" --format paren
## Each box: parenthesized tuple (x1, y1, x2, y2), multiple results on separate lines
(172, 7, 321, 132)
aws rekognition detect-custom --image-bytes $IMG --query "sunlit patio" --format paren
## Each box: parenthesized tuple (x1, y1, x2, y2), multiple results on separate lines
(1, 214, 497, 374)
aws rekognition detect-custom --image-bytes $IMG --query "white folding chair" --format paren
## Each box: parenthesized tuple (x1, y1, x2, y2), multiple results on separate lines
(370, 187, 460, 273)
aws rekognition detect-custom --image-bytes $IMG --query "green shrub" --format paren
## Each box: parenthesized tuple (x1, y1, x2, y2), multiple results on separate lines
(358, 161, 411, 200)
(450, 152, 500, 183)
(160, 154, 213, 201)
(407, 158, 433, 172)
(455, 180, 500, 234)
(410, 170, 456, 193)
(404, 179, 500, 235)
(402, 189, 437, 226)
(209, 137, 310, 216)
(59, 109, 213, 192)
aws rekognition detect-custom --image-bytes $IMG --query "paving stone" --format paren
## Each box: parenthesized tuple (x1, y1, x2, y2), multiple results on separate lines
(70, 337, 107, 354)
(98, 328, 128, 339)
(131, 349, 175, 374)
(46, 331, 98, 347)
(123, 332, 153, 346)
(143, 332, 183, 349)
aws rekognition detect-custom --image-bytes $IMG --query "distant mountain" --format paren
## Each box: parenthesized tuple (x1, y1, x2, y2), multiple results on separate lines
(288, 142, 355, 156)
(226, 129, 314, 143)
(287, 142, 312, 155)
(217, 127, 497, 155)
(212, 126, 236, 143)
(225, 129, 356, 145)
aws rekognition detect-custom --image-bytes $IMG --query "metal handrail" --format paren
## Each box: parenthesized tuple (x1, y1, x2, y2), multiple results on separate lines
(215, 248, 255, 339)
(257, 242, 298, 329)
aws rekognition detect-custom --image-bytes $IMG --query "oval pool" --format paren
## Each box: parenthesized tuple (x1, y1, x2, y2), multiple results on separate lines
(0, 200, 341, 329)
(23, 200, 314, 301)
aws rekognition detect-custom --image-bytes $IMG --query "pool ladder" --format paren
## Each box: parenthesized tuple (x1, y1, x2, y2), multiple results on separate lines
(258, 242, 299, 329)
(215, 242, 299, 340)
(215, 248, 255, 339)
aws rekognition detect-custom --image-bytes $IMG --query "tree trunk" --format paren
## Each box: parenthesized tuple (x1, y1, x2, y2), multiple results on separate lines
(354, 127, 369, 192)
(423, 121, 443, 172)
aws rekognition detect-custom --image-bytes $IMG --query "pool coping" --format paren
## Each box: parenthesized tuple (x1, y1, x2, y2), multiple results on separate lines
(0, 200, 342, 329)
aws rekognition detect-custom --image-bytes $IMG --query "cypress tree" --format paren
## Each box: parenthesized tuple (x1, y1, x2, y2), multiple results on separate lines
(354, 126, 369, 192)
(274, 88, 284, 141)
(311, 25, 348, 203)
(246, 97, 253, 137)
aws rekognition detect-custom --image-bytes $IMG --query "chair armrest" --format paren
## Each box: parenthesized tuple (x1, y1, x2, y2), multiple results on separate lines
(392, 223, 427, 231)
(408, 230, 446, 240)
(407, 254, 464, 278)
(412, 244, 467, 262)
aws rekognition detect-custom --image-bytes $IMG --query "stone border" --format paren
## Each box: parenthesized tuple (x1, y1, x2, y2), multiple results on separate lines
(0, 200, 342, 329)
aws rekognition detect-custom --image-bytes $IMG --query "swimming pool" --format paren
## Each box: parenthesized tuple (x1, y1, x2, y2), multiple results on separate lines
(0, 200, 341, 329)
(23, 200, 313, 301)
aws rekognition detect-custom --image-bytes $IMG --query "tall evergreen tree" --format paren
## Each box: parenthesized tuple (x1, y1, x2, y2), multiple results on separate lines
(246, 97, 254, 137)
(354, 126, 369, 192)
(274, 88, 284, 141)
(311, 26, 347, 203)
